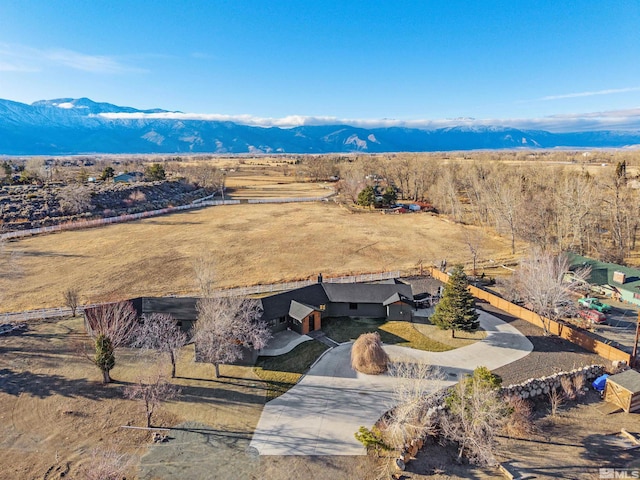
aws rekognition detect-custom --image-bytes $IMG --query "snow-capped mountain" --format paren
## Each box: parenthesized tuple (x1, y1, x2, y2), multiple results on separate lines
(1, 98, 639, 155)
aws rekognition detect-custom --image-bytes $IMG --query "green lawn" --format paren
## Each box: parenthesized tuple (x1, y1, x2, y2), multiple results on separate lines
(253, 340, 329, 401)
(322, 317, 454, 352)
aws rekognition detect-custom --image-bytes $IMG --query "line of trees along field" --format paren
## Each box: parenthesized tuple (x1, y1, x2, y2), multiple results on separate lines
(312, 151, 640, 264)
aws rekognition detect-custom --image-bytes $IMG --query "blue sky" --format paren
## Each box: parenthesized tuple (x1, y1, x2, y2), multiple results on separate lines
(1, 0, 639, 131)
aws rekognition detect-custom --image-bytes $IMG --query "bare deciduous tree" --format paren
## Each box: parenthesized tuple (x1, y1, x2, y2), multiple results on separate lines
(124, 372, 180, 428)
(508, 251, 591, 335)
(132, 313, 188, 378)
(63, 288, 80, 317)
(193, 255, 217, 297)
(194, 296, 271, 378)
(461, 227, 485, 276)
(84, 301, 138, 383)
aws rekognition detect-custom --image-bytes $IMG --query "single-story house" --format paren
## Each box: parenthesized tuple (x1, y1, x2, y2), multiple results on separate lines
(124, 280, 414, 336)
(260, 281, 414, 335)
(567, 253, 640, 307)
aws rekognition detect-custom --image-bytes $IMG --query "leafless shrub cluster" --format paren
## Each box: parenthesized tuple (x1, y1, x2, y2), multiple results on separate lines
(548, 387, 564, 417)
(58, 184, 92, 214)
(560, 376, 576, 401)
(383, 360, 445, 450)
(77, 446, 132, 480)
(502, 395, 534, 438)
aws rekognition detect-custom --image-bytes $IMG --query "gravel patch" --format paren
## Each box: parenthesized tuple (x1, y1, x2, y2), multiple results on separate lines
(482, 303, 607, 385)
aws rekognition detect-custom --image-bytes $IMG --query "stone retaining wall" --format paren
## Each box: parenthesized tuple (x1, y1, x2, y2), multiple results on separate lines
(499, 364, 605, 400)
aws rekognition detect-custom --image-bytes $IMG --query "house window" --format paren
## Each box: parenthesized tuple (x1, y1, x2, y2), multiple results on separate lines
(279, 316, 287, 324)
(349, 303, 358, 310)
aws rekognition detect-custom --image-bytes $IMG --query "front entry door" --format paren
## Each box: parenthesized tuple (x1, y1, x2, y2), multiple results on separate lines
(308, 315, 315, 332)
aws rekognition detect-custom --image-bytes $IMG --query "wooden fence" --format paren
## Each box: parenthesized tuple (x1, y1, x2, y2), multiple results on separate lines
(429, 267, 632, 364)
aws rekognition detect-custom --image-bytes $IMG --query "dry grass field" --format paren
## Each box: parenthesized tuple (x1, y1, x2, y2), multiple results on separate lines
(2, 201, 517, 312)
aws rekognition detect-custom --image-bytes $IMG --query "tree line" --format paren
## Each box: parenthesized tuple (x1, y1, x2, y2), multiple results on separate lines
(319, 151, 640, 263)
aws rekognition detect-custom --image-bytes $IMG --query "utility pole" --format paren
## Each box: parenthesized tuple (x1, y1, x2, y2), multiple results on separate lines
(633, 310, 640, 368)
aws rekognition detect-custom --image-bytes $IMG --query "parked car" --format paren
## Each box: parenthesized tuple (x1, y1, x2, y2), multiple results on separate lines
(577, 297, 612, 313)
(577, 308, 607, 324)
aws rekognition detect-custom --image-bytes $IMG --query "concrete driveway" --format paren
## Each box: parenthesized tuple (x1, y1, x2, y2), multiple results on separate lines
(249, 310, 533, 456)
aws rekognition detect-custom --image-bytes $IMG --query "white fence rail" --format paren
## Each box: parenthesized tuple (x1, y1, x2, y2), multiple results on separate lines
(1, 271, 402, 323)
(1, 193, 334, 241)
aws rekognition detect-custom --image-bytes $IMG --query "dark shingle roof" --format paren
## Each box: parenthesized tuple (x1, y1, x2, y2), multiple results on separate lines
(321, 283, 413, 304)
(260, 284, 329, 320)
(259, 282, 414, 320)
(136, 297, 199, 321)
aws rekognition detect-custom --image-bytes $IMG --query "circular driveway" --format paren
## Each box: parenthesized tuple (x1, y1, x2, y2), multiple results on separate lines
(250, 310, 533, 456)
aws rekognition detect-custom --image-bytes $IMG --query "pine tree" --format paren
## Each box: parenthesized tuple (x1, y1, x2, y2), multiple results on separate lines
(431, 265, 479, 338)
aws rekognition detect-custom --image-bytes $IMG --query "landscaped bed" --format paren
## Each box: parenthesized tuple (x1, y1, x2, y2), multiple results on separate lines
(322, 317, 454, 352)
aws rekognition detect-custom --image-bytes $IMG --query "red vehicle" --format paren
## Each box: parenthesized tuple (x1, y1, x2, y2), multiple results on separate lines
(577, 309, 607, 324)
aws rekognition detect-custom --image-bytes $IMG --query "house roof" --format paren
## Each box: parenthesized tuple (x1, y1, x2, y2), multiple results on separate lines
(260, 282, 414, 320)
(567, 253, 640, 294)
(260, 284, 329, 321)
(321, 282, 413, 304)
(382, 292, 412, 306)
(134, 297, 199, 321)
(289, 300, 317, 321)
(608, 369, 640, 393)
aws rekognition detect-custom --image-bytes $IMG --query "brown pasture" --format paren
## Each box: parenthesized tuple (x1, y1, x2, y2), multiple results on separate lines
(3, 201, 517, 312)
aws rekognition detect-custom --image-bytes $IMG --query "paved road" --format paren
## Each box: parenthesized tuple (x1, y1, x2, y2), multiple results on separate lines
(250, 310, 533, 456)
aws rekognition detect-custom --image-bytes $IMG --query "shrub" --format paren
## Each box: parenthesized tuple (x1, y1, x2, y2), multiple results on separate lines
(351, 332, 389, 374)
(354, 426, 390, 456)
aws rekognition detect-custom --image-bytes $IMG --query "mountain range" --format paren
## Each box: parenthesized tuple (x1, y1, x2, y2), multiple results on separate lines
(1, 97, 640, 155)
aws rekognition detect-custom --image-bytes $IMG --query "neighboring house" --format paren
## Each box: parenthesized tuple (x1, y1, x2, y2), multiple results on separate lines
(124, 280, 414, 336)
(114, 171, 144, 183)
(567, 253, 640, 307)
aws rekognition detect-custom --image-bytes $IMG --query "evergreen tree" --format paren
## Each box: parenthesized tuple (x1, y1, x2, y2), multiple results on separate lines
(145, 163, 166, 181)
(382, 186, 397, 206)
(93, 334, 116, 383)
(431, 265, 479, 338)
(357, 185, 375, 208)
(100, 166, 115, 181)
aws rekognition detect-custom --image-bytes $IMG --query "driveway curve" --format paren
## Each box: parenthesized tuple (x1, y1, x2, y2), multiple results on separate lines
(250, 310, 533, 456)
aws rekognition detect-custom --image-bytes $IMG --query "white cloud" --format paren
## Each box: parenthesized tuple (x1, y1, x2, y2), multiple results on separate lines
(44, 48, 144, 74)
(96, 108, 640, 133)
(539, 87, 640, 101)
(0, 43, 143, 74)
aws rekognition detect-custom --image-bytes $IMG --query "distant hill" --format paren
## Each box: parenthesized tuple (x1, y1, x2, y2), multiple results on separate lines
(1, 97, 640, 155)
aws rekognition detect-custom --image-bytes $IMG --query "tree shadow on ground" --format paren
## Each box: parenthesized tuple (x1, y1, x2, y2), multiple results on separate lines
(0, 368, 114, 400)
